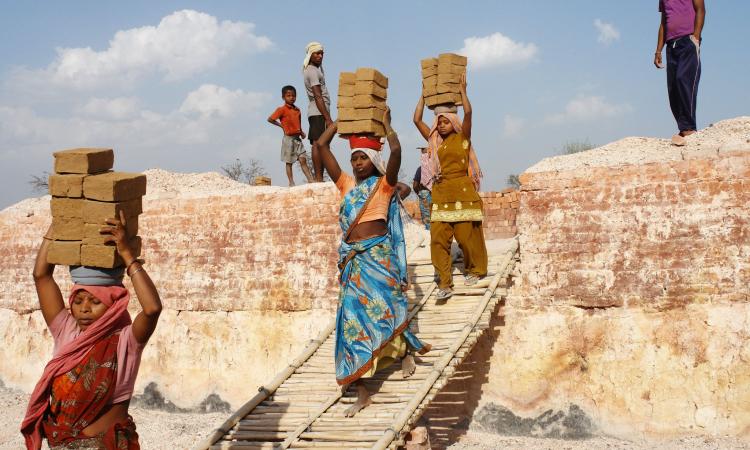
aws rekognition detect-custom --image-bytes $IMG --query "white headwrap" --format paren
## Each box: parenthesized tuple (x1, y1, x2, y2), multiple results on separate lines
(351, 148, 386, 175)
(303, 42, 324, 70)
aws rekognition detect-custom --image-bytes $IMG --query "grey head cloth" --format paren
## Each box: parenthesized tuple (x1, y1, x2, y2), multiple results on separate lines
(69, 265, 125, 286)
(434, 105, 458, 114)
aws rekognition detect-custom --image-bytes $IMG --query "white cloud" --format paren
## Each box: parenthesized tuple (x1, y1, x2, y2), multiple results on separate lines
(179, 84, 270, 119)
(458, 32, 538, 70)
(594, 19, 620, 45)
(502, 115, 525, 137)
(546, 95, 632, 123)
(18, 10, 272, 90)
(77, 97, 140, 120)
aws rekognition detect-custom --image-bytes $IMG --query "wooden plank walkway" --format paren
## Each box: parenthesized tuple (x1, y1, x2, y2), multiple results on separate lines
(195, 237, 519, 450)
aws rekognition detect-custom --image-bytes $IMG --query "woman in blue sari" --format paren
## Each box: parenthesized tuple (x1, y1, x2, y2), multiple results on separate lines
(317, 108, 430, 417)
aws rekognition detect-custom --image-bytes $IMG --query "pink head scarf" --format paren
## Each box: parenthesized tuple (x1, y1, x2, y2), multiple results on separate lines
(21, 285, 131, 450)
(427, 112, 483, 191)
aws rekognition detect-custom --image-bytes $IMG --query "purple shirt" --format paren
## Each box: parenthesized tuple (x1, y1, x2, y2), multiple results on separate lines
(659, 0, 696, 41)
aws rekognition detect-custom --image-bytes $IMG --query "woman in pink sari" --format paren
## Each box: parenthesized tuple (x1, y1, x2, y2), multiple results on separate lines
(21, 211, 162, 450)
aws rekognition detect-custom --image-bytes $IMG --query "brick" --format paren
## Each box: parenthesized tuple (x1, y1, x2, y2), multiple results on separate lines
(338, 84, 355, 97)
(50, 197, 84, 218)
(337, 107, 357, 121)
(51, 216, 84, 240)
(420, 58, 438, 69)
(338, 96, 354, 108)
(82, 198, 142, 224)
(83, 216, 139, 245)
(81, 236, 142, 268)
(352, 95, 386, 110)
(82, 172, 147, 202)
(422, 65, 438, 78)
(339, 72, 356, 85)
(354, 81, 387, 99)
(422, 85, 438, 97)
(438, 53, 467, 66)
(53, 148, 114, 174)
(436, 82, 460, 94)
(437, 72, 461, 85)
(48, 174, 86, 198)
(338, 120, 385, 136)
(425, 93, 461, 107)
(47, 240, 81, 266)
(254, 176, 272, 186)
(351, 108, 384, 122)
(438, 62, 466, 76)
(422, 75, 437, 88)
(355, 68, 388, 89)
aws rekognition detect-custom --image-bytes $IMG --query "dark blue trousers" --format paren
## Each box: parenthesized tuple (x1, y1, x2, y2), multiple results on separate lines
(666, 35, 701, 132)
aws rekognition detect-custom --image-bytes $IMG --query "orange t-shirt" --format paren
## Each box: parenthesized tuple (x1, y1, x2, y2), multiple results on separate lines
(269, 104, 302, 136)
(335, 174, 395, 223)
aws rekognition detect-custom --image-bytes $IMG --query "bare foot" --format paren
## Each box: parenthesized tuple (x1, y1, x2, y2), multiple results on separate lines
(671, 134, 686, 146)
(681, 130, 696, 137)
(344, 383, 371, 417)
(402, 353, 416, 379)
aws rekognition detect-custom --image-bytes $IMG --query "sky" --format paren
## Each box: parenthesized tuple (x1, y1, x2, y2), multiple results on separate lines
(1, 1, 748, 209)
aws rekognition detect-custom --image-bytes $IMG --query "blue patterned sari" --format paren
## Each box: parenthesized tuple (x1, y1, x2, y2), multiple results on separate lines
(335, 175, 427, 385)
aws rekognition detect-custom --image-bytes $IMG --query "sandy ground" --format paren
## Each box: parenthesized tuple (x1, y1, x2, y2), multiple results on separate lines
(3, 386, 749, 450)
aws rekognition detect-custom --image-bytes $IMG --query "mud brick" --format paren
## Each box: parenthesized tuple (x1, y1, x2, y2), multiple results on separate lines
(338, 120, 385, 136)
(82, 198, 142, 224)
(83, 216, 139, 245)
(352, 95, 386, 110)
(338, 96, 355, 108)
(47, 241, 81, 266)
(355, 68, 388, 89)
(254, 176, 272, 186)
(438, 53, 467, 66)
(339, 72, 356, 85)
(425, 93, 461, 108)
(83, 172, 147, 202)
(49, 174, 86, 198)
(53, 148, 114, 174)
(51, 217, 84, 240)
(423, 85, 438, 97)
(50, 197, 84, 218)
(420, 58, 438, 69)
(81, 236, 141, 269)
(354, 81, 387, 99)
(437, 72, 461, 85)
(337, 107, 357, 121)
(352, 108, 385, 122)
(437, 62, 466, 75)
(436, 82, 460, 94)
(338, 84, 355, 97)
(422, 75, 437, 88)
(422, 65, 438, 78)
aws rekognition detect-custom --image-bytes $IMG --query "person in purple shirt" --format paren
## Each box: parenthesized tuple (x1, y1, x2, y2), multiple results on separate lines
(654, 0, 706, 146)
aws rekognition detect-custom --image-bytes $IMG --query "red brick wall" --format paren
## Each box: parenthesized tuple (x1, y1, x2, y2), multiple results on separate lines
(515, 150, 750, 308)
(403, 189, 519, 239)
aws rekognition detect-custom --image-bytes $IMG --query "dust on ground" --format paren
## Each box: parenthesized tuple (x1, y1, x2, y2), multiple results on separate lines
(3, 386, 749, 449)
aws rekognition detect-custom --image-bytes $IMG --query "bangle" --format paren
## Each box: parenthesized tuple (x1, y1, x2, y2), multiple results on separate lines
(387, 130, 397, 137)
(125, 259, 139, 275)
(129, 266, 144, 277)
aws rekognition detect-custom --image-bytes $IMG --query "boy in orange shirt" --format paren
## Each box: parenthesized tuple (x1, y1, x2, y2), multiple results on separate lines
(268, 85, 315, 186)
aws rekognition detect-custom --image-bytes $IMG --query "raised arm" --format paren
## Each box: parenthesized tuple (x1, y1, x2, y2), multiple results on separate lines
(692, 0, 705, 40)
(654, 12, 666, 68)
(383, 107, 402, 186)
(459, 73, 472, 140)
(102, 211, 162, 344)
(33, 225, 65, 326)
(412, 96, 431, 141)
(316, 121, 342, 182)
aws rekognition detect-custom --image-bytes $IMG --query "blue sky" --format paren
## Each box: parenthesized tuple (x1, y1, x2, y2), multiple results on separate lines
(1, 1, 748, 209)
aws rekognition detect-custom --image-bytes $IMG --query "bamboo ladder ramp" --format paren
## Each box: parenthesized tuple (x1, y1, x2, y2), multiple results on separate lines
(195, 237, 519, 450)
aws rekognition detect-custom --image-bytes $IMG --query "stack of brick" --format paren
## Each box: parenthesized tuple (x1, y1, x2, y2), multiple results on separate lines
(421, 53, 467, 109)
(47, 148, 146, 268)
(337, 68, 388, 136)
